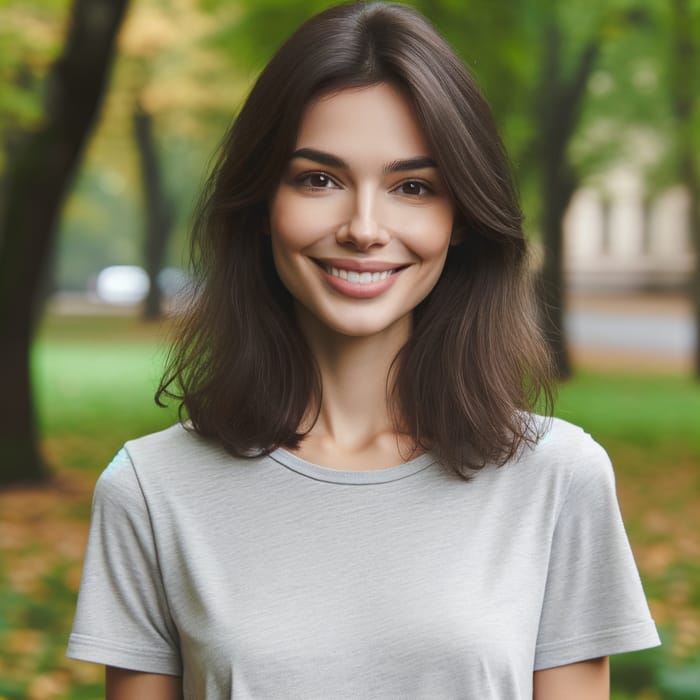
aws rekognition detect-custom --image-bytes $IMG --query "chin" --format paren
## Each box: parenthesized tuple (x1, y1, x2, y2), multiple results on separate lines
(323, 313, 410, 339)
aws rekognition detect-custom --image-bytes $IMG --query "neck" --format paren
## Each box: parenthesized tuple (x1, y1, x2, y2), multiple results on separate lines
(296, 307, 410, 454)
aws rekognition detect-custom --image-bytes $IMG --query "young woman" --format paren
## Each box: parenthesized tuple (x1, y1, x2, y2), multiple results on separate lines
(68, 3, 660, 698)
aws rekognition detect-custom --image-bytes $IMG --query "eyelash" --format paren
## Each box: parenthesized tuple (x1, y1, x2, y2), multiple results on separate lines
(394, 180, 432, 197)
(296, 172, 339, 190)
(295, 172, 433, 197)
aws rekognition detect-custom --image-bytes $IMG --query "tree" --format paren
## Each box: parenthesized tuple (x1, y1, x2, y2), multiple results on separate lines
(667, 0, 700, 377)
(583, 0, 700, 378)
(112, 0, 251, 320)
(0, 0, 129, 485)
(534, 22, 600, 379)
(133, 98, 174, 320)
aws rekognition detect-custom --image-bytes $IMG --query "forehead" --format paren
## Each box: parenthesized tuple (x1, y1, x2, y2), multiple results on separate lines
(294, 83, 432, 159)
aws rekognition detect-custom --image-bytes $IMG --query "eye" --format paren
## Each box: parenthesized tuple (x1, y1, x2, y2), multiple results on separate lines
(298, 172, 339, 189)
(394, 180, 431, 197)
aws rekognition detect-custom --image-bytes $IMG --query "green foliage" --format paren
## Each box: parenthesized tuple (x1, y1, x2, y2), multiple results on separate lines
(2, 0, 696, 293)
(611, 644, 665, 695)
(205, 0, 338, 70)
(659, 655, 700, 699)
(5, 0, 695, 292)
(610, 636, 700, 698)
(54, 131, 206, 290)
(55, 165, 141, 290)
(0, 0, 69, 134)
(0, 81, 43, 128)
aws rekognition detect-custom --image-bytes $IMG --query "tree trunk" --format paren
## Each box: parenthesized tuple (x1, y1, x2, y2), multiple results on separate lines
(536, 24, 599, 380)
(540, 161, 577, 380)
(0, 0, 129, 485)
(133, 100, 174, 321)
(669, 0, 700, 378)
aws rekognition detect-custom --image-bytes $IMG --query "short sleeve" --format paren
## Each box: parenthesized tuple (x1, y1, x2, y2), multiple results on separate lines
(67, 449, 181, 675)
(534, 440, 660, 670)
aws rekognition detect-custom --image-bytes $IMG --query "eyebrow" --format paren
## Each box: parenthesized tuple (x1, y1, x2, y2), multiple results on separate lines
(290, 148, 437, 173)
(383, 157, 437, 173)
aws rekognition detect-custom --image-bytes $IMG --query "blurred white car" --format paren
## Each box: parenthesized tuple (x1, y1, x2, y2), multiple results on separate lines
(95, 265, 150, 305)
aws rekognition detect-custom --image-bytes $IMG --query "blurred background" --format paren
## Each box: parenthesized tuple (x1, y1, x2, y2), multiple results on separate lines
(0, 0, 698, 698)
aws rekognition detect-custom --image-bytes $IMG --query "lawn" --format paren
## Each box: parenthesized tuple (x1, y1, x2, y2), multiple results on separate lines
(0, 313, 698, 699)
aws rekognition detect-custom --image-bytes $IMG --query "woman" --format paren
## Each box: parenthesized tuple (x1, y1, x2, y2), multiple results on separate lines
(68, 3, 660, 698)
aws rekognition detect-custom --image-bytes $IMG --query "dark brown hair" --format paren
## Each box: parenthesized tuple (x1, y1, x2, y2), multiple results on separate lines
(157, 1, 554, 477)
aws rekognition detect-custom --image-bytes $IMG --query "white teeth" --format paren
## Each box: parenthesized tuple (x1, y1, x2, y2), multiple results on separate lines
(325, 265, 395, 284)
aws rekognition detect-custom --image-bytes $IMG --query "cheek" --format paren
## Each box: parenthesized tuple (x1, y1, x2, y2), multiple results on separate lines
(269, 191, 311, 250)
(270, 188, 345, 250)
(400, 206, 455, 260)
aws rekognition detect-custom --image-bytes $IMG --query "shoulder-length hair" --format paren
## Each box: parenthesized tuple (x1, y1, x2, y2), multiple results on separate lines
(157, 1, 554, 478)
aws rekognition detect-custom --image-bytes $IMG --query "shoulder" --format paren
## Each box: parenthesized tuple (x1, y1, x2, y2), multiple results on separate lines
(94, 423, 233, 505)
(527, 414, 611, 466)
(124, 421, 211, 461)
(532, 416, 610, 464)
(122, 421, 232, 477)
(517, 415, 616, 500)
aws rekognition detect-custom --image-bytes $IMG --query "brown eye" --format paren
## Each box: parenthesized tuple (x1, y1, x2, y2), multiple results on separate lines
(397, 181, 429, 196)
(301, 173, 336, 189)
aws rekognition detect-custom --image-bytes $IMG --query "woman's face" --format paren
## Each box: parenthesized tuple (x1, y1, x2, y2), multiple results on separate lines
(269, 82, 455, 341)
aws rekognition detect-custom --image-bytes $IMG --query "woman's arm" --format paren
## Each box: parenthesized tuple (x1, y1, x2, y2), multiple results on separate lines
(533, 657, 609, 700)
(106, 666, 183, 700)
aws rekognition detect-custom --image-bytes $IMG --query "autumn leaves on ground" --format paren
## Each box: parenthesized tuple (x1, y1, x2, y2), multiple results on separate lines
(1, 314, 699, 700)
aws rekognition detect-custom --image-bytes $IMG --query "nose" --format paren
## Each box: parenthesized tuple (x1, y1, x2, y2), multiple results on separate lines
(336, 186, 390, 250)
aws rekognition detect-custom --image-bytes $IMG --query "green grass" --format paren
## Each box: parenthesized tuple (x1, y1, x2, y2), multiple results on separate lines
(557, 372, 700, 455)
(32, 314, 179, 470)
(1, 312, 698, 699)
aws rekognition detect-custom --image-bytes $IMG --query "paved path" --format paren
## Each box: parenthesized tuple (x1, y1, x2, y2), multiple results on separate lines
(565, 293, 695, 370)
(48, 291, 696, 367)
(566, 308, 694, 358)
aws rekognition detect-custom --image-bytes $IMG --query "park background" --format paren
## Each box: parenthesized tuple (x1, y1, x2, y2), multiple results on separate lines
(0, 0, 699, 698)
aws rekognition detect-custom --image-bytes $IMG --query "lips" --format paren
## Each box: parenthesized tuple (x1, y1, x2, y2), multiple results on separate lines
(313, 257, 407, 274)
(311, 258, 408, 298)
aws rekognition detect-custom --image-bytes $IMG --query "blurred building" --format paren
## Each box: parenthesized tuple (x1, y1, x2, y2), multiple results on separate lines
(564, 168, 694, 293)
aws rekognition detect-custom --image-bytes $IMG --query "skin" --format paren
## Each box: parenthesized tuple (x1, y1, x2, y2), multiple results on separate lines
(105, 84, 611, 697)
(105, 667, 182, 699)
(106, 658, 609, 698)
(534, 657, 610, 699)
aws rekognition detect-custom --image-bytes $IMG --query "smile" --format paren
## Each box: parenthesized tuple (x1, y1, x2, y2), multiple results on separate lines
(311, 258, 407, 299)
(323, 266, 395, 284)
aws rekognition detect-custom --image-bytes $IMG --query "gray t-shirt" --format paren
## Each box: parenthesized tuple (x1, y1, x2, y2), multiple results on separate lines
(67, 416, 659, 699)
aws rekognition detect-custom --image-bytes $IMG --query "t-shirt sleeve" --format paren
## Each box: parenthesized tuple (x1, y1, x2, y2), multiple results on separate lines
(534, 437, 660, 670)
(67, 449, 181, 675)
